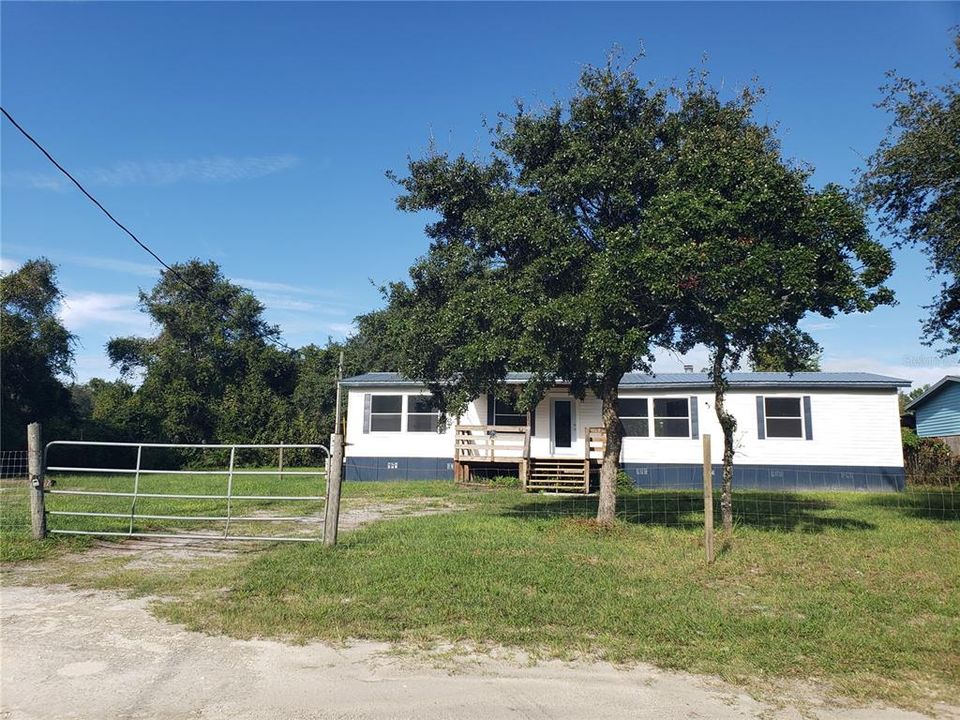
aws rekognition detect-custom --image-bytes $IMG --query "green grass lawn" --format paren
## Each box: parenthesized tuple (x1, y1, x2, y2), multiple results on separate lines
(2, 478, 958, 710)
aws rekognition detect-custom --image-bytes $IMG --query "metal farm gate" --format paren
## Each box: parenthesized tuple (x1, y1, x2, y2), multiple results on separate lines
(42, 440, 331, 543)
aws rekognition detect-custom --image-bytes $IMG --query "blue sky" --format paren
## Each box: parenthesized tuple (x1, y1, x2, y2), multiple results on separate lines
(2, 2, 958, 387)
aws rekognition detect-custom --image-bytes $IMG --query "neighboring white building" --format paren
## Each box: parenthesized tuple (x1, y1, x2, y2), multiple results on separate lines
(342, 372, 909, 492)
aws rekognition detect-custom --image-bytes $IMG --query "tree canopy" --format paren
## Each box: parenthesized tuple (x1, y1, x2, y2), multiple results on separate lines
(749, 329, 822, 372)
(860, 31, 960, 353)
(0, 258, 76, 448)
(106, 260, 298, 445)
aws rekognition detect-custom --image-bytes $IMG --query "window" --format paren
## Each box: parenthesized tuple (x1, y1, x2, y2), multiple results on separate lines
(653, 398, 690, 438)
(369, 395, 402, 432)
(493, 396, 527, 426)
(764, 397, 803, 438)
(620, 398, 649, 437)
(408, 396, 440, 433)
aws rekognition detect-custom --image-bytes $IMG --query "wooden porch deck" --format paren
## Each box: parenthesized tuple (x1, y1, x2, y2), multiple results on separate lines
(454, 425, 606, 493)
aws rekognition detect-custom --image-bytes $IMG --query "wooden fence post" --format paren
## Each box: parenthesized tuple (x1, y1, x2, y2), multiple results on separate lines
(702, 433, 714, 564)
(27, 422, 46, 540)
(323, 433, 344, 546)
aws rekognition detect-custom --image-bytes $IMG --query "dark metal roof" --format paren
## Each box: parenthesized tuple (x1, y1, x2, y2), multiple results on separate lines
(904, 375, 960, 412)
(341, 371, 910, 390)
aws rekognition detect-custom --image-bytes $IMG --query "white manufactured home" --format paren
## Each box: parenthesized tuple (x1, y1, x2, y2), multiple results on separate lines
(342, 372, 910, 492)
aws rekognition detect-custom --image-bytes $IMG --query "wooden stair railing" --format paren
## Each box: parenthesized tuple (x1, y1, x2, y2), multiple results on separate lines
(585, 426, 605, 462)
(454, 425, 530, 485)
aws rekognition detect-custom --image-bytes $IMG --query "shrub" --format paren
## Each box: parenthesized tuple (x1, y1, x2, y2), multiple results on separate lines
(489, 475, 521, 489)
(903, 429, 960, 487)
(616, 469, 636, 494)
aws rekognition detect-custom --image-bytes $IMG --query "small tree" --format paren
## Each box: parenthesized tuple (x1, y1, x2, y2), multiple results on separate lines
(899, 383, 930, 415)
(859, 31, 960, 353)
(647, 80, 895, 538)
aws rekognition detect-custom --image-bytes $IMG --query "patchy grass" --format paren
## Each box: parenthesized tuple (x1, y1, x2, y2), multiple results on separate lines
(3, 479, 959, 710)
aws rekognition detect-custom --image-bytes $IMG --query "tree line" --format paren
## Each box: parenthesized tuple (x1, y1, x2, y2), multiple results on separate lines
(0, 258, 398, 459)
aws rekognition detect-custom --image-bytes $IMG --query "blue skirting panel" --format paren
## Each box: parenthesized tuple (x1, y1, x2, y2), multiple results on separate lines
(344, 456, 455, 482)
(621, 463, 905, 492)
(344, 457, 905, 491)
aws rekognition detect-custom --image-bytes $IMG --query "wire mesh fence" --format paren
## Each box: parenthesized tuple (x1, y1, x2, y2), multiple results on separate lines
(481, 474, 956, 526)
(339, 457, 959, 533)
(0, 450, 28, 481)
(0, 450, 31, 546)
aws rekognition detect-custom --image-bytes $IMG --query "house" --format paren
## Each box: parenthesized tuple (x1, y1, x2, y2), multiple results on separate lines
(904, 376, 960, 454)
(341, 371, 910, 492)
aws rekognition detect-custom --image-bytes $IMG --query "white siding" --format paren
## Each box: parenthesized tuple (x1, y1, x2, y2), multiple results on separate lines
(345, 387, 479, 459)
(620, 388, 903, 467)
(344, 385, 904, 468)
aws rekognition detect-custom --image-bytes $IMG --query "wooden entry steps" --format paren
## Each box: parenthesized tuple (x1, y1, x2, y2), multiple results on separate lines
(453, 424, 606, 494)
(526, 458, 591, 493)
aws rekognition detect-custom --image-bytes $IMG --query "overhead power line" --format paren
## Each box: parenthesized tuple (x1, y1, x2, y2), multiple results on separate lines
(1, 105, 296, 353)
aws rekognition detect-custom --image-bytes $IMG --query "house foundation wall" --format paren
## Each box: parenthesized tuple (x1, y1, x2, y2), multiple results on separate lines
(344, 456, 905, 491)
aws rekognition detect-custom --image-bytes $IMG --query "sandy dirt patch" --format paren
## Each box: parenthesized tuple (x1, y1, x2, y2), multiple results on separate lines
(2, 584, 956, 720)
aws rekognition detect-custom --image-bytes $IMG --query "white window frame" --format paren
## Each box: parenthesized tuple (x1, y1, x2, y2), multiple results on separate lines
(619, 397, 650, 438)
(407, 394, 441, 434)
(763, 395, 805, 440)
(368, 394, 404, 433)
(652, 397, 691, 439)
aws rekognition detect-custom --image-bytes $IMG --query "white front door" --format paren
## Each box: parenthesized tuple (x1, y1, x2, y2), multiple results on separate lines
(550, 398, 575, 455)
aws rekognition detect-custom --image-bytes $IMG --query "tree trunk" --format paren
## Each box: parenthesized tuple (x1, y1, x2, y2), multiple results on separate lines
(711, 348, 737, 540)
(597, 374, 624, 525)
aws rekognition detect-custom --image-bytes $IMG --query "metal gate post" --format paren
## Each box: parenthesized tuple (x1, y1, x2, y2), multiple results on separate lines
(27, 423, 46, 539)
(223, 446, 236, 538)
(128, 445, 143, 536)
(323, 434, 344, 546)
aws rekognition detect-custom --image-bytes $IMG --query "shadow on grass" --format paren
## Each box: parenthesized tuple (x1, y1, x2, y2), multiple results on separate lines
(860, 489, 960, 523)
(503, 491, 876, 533)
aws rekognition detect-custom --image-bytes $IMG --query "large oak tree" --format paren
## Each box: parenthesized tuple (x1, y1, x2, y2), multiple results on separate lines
(383, 58, 893, 526)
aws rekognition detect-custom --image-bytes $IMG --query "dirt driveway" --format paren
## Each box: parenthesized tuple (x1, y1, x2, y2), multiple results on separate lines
(3, 582, 954, 720)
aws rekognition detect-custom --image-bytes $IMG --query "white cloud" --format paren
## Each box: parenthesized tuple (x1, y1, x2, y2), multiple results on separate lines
(3, 154, 300, 190)
(235, 277, 341, 299)
(258, 293, 349, 315)
(2, 172, 67, 192)
(66, 255, 160, 277)
(58, 292, 151, 333)
(822, 355, 958, 389)
(0, 257, 22, 274)
(71, 353, 123, 383)
(48, 255, 344, 305)
(328, 322, 356, 336)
